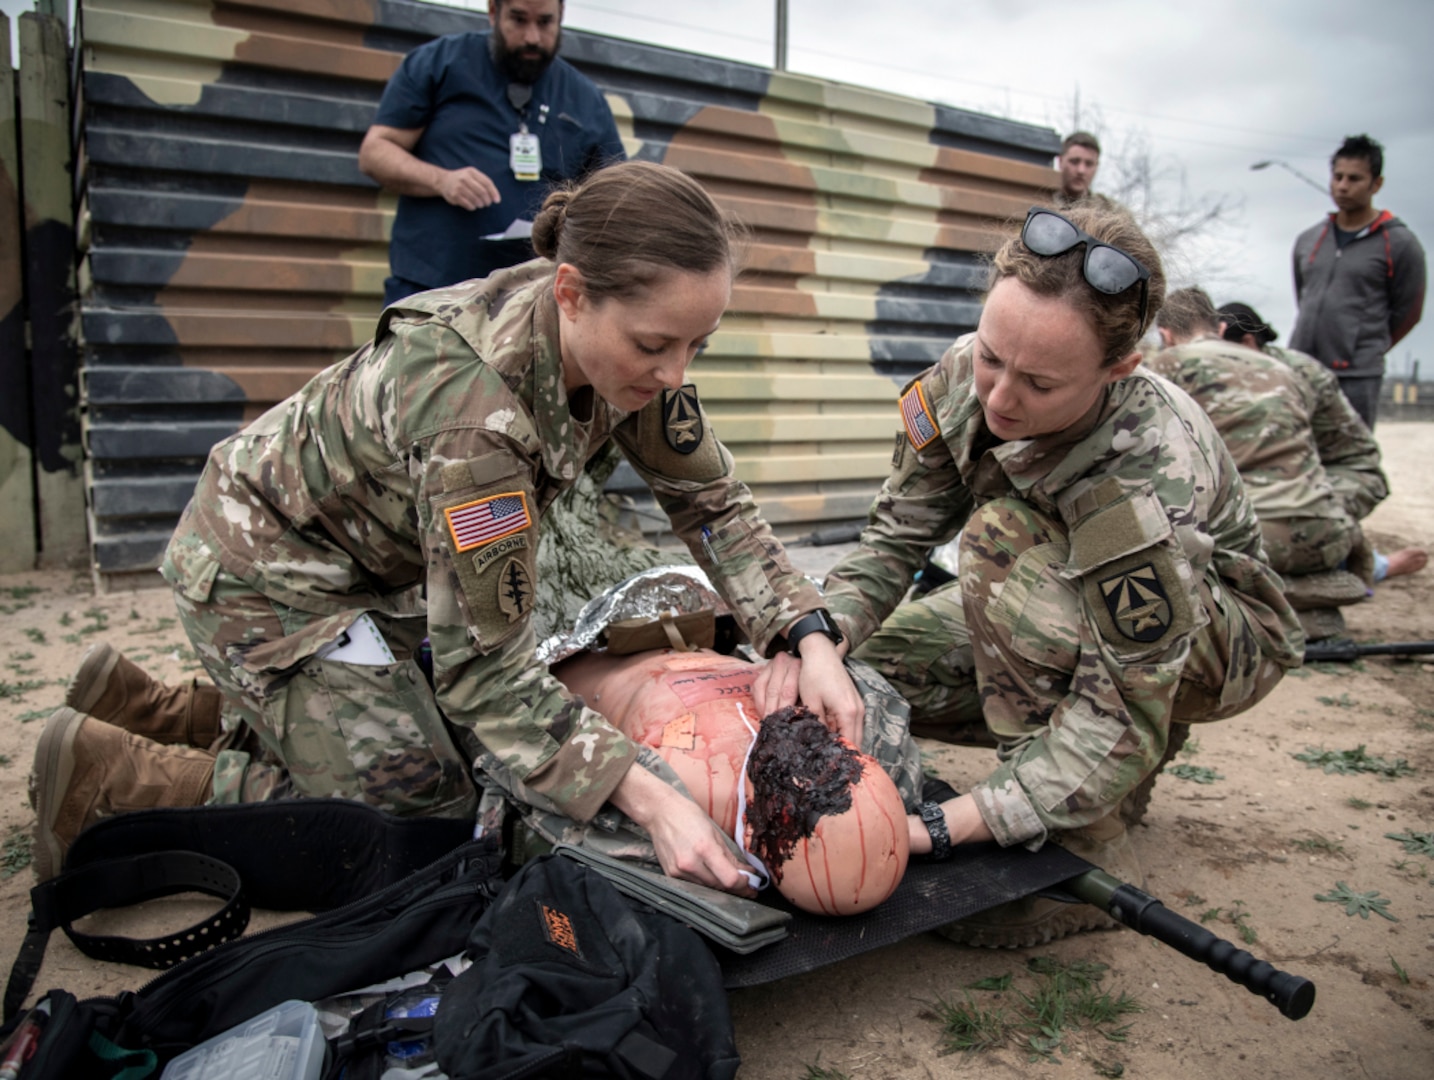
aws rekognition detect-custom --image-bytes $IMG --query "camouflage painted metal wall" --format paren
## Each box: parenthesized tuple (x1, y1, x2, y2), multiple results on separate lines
(0, 15, 36, 574)
(76, 0, 1061, 581)
(1, 10, 85, 574)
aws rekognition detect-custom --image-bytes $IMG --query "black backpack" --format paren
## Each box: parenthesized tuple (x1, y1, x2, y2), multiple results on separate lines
(435, 855, 738, 1080)
(2, 802, 738, 1080)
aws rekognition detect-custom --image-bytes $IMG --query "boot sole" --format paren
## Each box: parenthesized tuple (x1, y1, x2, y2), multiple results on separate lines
(65, 642, 121, 716)
(31, 707, 88, 882)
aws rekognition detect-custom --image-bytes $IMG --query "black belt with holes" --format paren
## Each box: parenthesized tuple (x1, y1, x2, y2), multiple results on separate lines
(4, 852, 249, 1020)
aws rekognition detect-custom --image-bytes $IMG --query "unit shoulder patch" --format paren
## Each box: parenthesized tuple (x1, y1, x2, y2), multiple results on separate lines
(1099, 562, 1172, 642)
(1082, 547, 1193, 657)
(624, 382, 726, 483)
(664, 385, 705, 454)
(495, 555, 534, 624)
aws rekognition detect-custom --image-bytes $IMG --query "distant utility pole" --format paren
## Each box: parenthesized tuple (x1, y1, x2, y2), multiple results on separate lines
(774, 0, 788, 70)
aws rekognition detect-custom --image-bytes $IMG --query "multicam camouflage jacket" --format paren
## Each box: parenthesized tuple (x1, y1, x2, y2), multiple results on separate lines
(168, 260, 823, 823)
(823, 337, 1302, 841)
(826, 337, 1298, 654)
(1145, 338, 1350, 525)
(1263, 344, 1389, 521)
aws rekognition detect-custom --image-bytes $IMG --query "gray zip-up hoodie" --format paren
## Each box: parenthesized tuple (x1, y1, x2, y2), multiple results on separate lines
(1289, 210, 1426, 379)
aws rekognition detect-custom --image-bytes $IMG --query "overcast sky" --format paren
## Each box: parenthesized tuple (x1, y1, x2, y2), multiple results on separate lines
(554, 0, 1434, 378)
(5, 0, 1431, 376)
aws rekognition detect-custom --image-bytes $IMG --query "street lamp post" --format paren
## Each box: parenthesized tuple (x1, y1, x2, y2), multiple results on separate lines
(1250, 159, 1327, 195)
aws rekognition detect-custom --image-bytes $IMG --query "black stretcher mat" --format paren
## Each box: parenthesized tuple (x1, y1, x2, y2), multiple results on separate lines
(717, 841, 1091, 988)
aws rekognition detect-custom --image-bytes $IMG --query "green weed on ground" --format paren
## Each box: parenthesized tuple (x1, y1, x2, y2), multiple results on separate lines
(0, 678, 51, 701)
(801, 1063, 851, 1080)
(0, 585, 42, 616)
(925, 956, 1142, 1070)
(1385, 831, 1434, 858)
(1314, 882, 1398, 921)
(1293, 834, 1346, 856)
(1316, 693, 1358, 709)
(1292, 746, 1415, 778)
(1199, 899, 1258, 944)
(0, 831, 32, 879)
(1166, 764, 1224, 784)
(132, 617, 179, 637)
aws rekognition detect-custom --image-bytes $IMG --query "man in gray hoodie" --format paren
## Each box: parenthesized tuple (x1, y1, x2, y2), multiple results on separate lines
(1290, 134, 1426, 431)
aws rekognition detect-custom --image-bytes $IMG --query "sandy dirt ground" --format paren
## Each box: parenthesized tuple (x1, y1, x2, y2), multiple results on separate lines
(1, 425, 1432, 1078)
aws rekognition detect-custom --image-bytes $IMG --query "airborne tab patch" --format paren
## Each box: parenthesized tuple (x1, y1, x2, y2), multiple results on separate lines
(445, 491, 531, 553)
(1098, 562, 1172, 642)
(900, 381, 939, 449)
(664, 385, 704, 454)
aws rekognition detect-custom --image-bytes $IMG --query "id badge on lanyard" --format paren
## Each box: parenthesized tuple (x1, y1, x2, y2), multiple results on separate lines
(510, 124, 541, 182)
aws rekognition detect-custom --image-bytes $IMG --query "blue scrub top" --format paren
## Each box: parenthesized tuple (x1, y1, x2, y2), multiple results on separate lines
(374, 32, 626, 289)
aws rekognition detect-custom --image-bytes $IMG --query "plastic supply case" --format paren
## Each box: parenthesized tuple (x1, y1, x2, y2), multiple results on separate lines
(160, 999, 325, 1080)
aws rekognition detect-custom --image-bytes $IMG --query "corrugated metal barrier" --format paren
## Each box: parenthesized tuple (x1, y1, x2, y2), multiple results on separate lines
(3, 10, 86, 573)
(74, 0, 1061, 584)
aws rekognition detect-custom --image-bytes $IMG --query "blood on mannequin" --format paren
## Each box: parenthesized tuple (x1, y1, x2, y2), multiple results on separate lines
(555, 647, 909, 914)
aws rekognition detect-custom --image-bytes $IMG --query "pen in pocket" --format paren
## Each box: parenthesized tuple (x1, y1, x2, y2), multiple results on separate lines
(701, 525, 717, 565)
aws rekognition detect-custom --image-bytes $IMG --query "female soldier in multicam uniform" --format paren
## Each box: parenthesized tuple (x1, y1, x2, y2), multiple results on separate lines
(756, 205, 1304, 945)
(31, 162, 862, 892)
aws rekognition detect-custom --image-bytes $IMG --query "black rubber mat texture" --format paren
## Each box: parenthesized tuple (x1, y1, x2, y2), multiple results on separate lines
(717, 841, 1092, 988)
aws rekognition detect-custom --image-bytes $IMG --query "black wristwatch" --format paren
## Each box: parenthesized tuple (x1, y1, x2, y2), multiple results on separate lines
(918, 801, 952, 861)
(784, 609, 844, 656)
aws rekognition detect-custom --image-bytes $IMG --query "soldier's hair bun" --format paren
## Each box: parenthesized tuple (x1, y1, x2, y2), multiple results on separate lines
(532, 190, 574, 260)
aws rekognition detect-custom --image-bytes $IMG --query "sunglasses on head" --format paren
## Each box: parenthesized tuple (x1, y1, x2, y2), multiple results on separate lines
(1020, 208, 1151, 329)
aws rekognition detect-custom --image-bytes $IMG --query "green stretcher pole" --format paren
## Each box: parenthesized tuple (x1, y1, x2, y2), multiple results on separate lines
(1056, 869, 1316, 1021)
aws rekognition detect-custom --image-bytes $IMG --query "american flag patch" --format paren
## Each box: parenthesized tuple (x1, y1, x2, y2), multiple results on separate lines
(444, 492, 531, 553)
(900, 382, 939, 449)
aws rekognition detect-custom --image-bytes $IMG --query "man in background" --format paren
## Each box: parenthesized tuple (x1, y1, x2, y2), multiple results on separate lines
(1054, 131, 1102, 207)
(1289, 134, 1426, 431)
(359, 0, 625, 306)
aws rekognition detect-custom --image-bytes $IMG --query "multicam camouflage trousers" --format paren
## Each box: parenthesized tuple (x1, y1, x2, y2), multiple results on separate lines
(477, 657, 925, 873)
(166, 565, 478, 819)
(1259, 514, 1357, 577)
(853, 496, 1287, 787)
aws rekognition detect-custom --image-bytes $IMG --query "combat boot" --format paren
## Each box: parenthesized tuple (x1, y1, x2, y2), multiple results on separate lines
(29, 707, 216, 882)
(936, 811, 1143, 949)
(65, 642, 223, 748)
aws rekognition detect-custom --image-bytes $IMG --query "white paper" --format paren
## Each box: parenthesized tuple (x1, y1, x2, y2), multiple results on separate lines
(482, 217, 535, 241)
(316, 612, 398, 665)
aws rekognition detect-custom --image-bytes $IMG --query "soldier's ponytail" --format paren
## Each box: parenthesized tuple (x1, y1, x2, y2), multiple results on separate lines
(534, 161, 746, 302)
